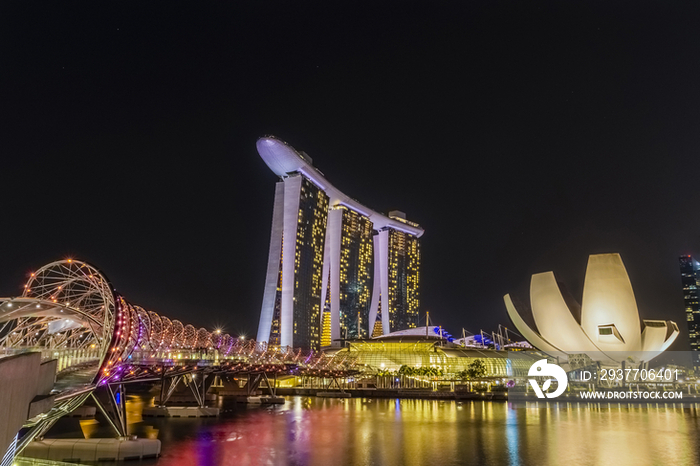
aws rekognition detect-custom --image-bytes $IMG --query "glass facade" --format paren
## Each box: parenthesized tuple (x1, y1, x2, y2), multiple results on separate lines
(268, 259, 283, 347)
(320, 308, 332, 347)
(679, 255, 700, 366)
(338, 207, 374, 339)
(293, 178, 329, 350)
(371, 313, 384, 337)
(388, 229, 421, 332)
(329, 338, 536, 378)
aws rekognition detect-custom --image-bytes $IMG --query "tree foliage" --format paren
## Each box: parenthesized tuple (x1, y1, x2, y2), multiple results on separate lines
(397, 365, 443, 377)
(459, 360, 487, 380)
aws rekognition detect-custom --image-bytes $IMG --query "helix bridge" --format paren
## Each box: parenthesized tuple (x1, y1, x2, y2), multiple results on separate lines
(0, 259, 357, 452)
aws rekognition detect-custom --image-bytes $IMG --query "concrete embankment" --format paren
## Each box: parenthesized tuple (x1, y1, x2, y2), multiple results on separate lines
(22, 438, 161, 462)
(0, 353, 58, 458)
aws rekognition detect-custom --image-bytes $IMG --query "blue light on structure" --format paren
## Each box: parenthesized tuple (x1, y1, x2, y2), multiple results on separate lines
(431, 327, 455, 342)
(474, 334, 494, 346)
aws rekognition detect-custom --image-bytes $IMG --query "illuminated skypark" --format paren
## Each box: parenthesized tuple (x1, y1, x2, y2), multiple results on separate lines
(256, 136, 424, 351)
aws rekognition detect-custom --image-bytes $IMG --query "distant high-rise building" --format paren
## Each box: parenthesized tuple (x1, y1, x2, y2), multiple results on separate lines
(679, 255, 700, 365)
(256, 136, 424, 351)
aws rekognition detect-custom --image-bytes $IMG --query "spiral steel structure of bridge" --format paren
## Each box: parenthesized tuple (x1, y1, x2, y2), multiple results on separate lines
(0, 259, 360, 461)
(0, 259, 247, 385)
(1, 260, 356, 383)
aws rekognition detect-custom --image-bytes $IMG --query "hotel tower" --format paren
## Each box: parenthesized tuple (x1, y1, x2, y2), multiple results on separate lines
(256, 136, 424, 351)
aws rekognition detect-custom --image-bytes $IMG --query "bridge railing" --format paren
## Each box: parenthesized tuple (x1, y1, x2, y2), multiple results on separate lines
(0, 348, 103, 373)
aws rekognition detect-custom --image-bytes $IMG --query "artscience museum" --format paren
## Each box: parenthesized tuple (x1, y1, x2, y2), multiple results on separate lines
(504, 253, 679, 365)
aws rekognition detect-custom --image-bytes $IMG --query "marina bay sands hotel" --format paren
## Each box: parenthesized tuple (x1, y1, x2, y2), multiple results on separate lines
(256, 136, 424, 351)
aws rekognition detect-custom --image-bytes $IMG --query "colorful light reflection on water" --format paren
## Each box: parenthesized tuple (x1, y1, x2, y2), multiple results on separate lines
(53, 397, 700, 466)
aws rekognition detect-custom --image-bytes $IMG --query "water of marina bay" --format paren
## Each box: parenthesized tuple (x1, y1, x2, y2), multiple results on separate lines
(45, 395, 700, 466)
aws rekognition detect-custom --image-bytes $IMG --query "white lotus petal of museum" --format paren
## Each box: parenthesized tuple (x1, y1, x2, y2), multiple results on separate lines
(504, 253, 679, 364)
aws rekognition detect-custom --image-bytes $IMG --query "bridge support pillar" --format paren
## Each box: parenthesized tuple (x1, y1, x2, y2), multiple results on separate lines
(186, 373, 209, 408)
(92, 384, 127, 438)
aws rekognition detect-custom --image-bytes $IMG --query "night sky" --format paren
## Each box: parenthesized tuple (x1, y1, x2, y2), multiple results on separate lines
(2, 2, 699, 350)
